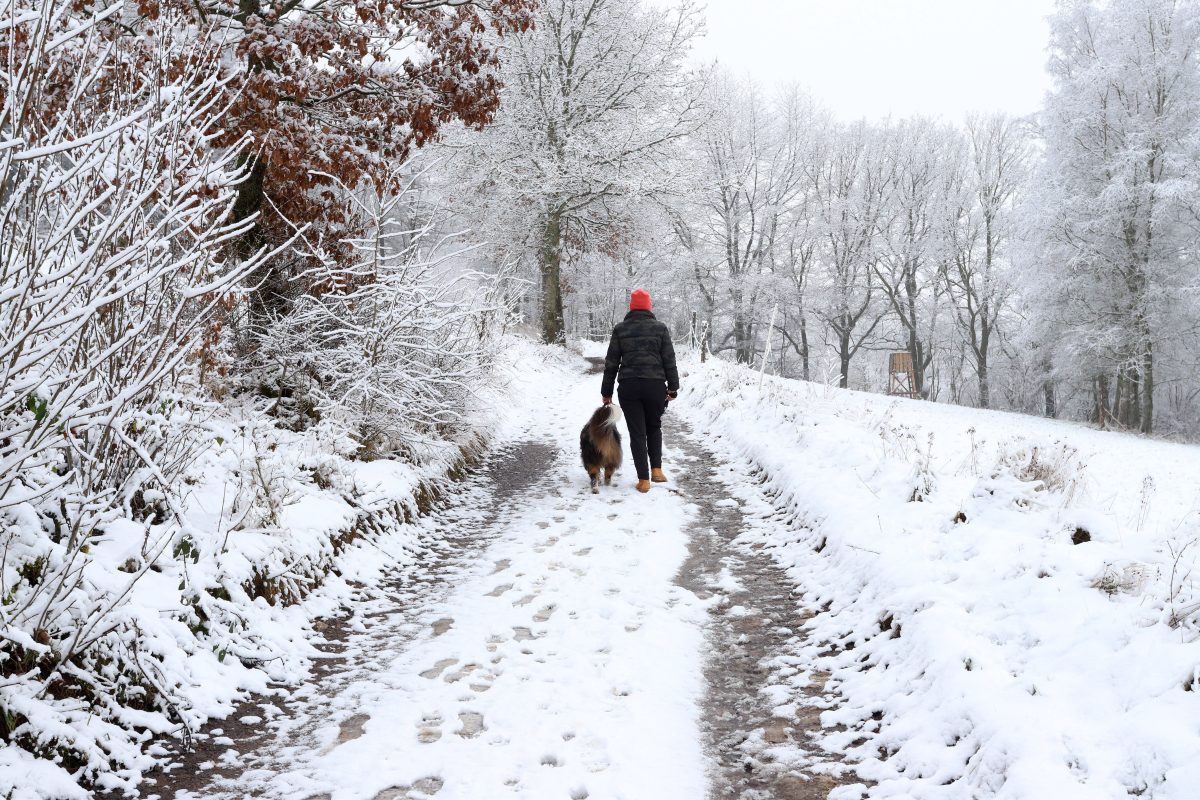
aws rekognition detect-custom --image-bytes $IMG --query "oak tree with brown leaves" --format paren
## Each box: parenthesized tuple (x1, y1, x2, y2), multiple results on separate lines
(100, 0, 534, 317)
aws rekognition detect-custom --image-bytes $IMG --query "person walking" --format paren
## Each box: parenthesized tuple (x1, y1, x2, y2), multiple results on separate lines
(600, 289, 680, 493)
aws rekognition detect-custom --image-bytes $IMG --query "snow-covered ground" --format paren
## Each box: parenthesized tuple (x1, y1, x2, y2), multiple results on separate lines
(164, 345, 711, 800)
(11, 337, 1200, 799)
(0, 338, 559, 799)
(680, 356, 1200, 800)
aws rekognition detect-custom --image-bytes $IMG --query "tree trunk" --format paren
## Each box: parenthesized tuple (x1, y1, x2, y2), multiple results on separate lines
(1094, 373, 1111, 429)
(732, 314, 752, 364)
(977, 321, 991, 409)
(978, 356, 989, 409)
(1044, 380, 1057, 419)
(731, 286, 753, 364)
(1141, 341, 1154, 434)
(539, 208, 565, 345)
(799, 314, 810, 382)
(838, 329, 851, 389)
(1114, 370, 1126, 426)
(234, 156, 284, 325)
(908, 331, 925, 398)
(905, 271, 925, 395)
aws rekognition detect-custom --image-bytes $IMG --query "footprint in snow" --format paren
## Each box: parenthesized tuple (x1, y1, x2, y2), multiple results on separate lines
(491, 559, 511, 574)
(456, 710, 485, 738)
(443, 662, 479, 683)
(419, 657, 457, 680)
(416, 712, 442, 743)
(372, 777, 444, 800)
(533, 604, 557, 622)
(486, 583, 513, 597)
(320, 713, 370, 754)
(431, 618, 453, 637)
(469, 676, 496, 692)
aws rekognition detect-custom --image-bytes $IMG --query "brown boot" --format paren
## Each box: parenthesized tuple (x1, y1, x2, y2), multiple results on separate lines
(651, 468, 668, 483)
(635, 479, 651, 493)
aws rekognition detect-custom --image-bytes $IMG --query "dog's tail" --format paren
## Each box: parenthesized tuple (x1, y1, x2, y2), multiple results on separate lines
(603, 404, 623, 427)
(587, 404, 623, 432)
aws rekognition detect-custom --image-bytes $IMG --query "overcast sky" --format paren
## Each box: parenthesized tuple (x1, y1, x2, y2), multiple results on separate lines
(688, 0, 1058, 122)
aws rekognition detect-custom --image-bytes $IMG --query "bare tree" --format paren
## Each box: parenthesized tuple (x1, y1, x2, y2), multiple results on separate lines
(455, 0, 705, 344)
(945, 114, 1028, 408)
(810, 122, 890, 388)
(874, 119, 956, 396)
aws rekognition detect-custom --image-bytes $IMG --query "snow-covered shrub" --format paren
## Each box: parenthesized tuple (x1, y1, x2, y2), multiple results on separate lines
(254, 168, 514, 459)
(0, 0, 261, 784)
(1166, 537, 1200, 632)
(991, 439, 1085, 505)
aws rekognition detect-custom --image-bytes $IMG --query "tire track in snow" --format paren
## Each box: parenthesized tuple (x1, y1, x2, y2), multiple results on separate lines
(669, 415, 865, 799)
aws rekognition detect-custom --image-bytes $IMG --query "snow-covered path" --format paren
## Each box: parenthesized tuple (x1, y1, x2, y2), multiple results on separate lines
(150, 359, 726, 799)
(107, 348, 1200, 800)
(281, 375, 712, 800)
(134, 354, 873, 800)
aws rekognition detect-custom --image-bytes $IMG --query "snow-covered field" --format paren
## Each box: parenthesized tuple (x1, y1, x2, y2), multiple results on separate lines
(680, 357, 1200, 800)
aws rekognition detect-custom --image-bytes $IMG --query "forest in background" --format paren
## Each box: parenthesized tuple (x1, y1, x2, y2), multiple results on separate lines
(442, 0, 1200, 438)
(2, 0, 1200, 790)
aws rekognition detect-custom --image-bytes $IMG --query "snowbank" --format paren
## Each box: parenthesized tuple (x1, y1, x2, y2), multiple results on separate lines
(0, 337, 571, 798)
(680, 357, 1200, 800)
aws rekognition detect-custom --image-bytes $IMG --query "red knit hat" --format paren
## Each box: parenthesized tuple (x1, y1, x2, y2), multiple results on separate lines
(629, 289, 652, 311)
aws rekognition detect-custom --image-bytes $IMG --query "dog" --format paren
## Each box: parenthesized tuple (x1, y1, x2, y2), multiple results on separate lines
(580, 404, 623, 493)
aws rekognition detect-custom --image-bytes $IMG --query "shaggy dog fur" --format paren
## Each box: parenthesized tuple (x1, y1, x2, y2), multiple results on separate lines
(580, 405, 623, 493)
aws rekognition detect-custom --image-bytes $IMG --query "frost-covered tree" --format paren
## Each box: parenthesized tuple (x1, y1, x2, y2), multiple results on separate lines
(0, 0, 264, 776)
(95, 0, 533, 317)
(454, 0, 705, 343)
(874, 119, 958, 396)
(1033, 0, 1200, 433)
(770, 89, 828, 381)
(810, 122, 890, 388)
(676, 78, 823, 365)
(255, 164, 513, 458)
(691, 75, 768, 363)
(944, 114, 1029, 408)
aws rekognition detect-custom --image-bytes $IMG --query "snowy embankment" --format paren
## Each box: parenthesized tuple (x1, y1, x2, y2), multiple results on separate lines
(0, 338, 567, 800)
(680, 358, 1200, 800)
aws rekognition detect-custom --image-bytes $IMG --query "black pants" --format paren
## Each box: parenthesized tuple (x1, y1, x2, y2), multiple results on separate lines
(617, 379, 666, 480)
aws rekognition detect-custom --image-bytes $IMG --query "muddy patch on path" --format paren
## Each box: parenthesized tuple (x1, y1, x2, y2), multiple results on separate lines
(670, 418, 862, 799)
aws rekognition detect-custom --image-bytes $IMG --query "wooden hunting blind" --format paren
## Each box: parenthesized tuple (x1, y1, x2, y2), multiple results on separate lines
(887, 352, 918, 399)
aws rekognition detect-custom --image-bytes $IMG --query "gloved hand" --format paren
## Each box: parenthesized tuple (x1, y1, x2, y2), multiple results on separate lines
(602, 395, 613, 406)
(667, 389, 679, 401)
